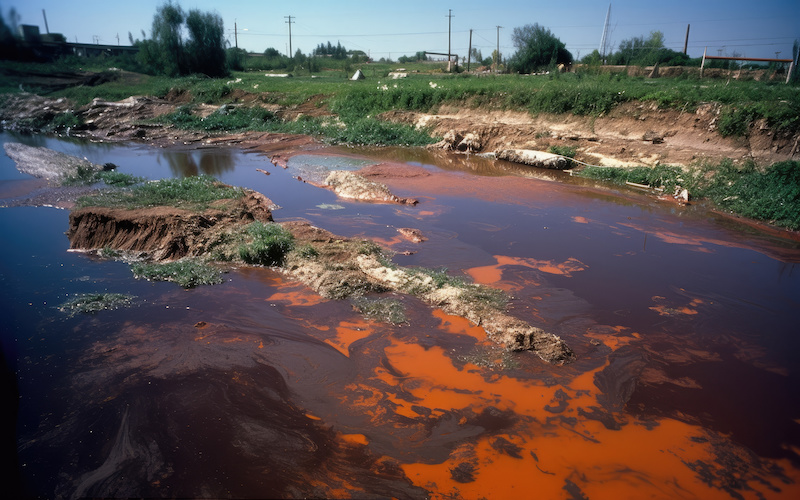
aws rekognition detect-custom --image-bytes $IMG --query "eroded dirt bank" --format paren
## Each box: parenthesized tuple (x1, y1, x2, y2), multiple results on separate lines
(2, 91, 797, 170)
(67, 190, 274, 261)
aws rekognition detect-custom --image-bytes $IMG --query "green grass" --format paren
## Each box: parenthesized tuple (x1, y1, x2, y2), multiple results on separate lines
(62, 167, 145, 187)
(76, 175, 244, 210)
(130, 259, 225, 288)
(58, 293, 136, 317)
(238, 222, 295, 266)
(8, 60, 798, 141)
(156, 98, 436, 146)
(578, 160, 800, 230)
(351, 296, 407, 324)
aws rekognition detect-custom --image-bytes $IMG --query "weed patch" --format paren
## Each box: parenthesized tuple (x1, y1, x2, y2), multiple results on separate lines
(130, 258, 225, 288)
(351, 296, 407, 324)
(238, 222, 295, 266)
(76, 175, 244, 211)
(58, 293, 136, 317)
(577, 160, 800, 230)
(63, 167, 144, 187)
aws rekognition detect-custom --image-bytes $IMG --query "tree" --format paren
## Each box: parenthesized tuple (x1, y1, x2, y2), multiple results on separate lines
(138, 1, 229, 77)
(469, 47, 483, 66)
(508, 23, 572, 73)
(581, 49, 602, 65)
(143, 1, 185, 76)
(608, 31, 689, 67)
(185, 9, 226, 77)
(0, 9, 18, 60)
(226, 47, 248, 71)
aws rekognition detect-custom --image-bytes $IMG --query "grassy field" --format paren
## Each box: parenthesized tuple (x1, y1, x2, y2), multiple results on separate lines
(4, 58, 797, 138)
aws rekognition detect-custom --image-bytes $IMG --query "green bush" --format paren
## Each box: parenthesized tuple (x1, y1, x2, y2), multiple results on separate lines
(238, 222, 295, 266)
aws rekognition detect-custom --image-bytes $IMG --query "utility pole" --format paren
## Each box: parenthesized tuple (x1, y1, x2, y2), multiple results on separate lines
(446, 9, 454, 72)
(467, 29, 473, 72)
(235, 21, 238, 49)
(285, 15, 294, 57)
(495, 26, 502, 72)
(683, 24, 690, 54)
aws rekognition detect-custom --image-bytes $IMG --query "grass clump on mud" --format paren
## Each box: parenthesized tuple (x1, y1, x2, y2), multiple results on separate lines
(578, 160, 800, 230)
(62, 164, 144, 187)
(351, 296, 407, 325)
(131, 258, 225, 288)
(238, 222, 295, 266)
(76, 175, 244, 211)
(58, 293, 136, 317)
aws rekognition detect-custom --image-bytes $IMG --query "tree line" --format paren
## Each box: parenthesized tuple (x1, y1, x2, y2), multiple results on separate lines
(2, 1, 797, 81)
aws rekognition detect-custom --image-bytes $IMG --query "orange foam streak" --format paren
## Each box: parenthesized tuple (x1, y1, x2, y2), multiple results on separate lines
(432, 309, 487, 342)
(585, 324, 642, 351)
(266, 289, 326, 306)
(467, 255, 587, 285)
(572, 216, 589, 224)
(324, 320, 374, 357)
(340, 433, 369, 446)
(368, 235, 405, 248)
(375, 335, 800, 499)
(401, 419, 737, 500)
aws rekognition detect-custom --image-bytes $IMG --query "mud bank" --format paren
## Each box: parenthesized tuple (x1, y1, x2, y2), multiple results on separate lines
(67, 188, 573, 363)
(68, 190, 274, 261)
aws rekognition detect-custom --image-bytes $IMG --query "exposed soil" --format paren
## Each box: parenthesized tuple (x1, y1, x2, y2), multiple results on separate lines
(3, 84, 797, 169)
(382, 102, 799, 168)
(67, 191, 275, 261)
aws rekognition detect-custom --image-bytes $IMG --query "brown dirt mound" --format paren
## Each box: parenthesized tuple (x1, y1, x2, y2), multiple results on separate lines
(67, 190, 274, 261)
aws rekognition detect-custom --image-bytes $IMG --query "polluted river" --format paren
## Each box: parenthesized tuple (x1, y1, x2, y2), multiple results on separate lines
(1, 130, 799, 499)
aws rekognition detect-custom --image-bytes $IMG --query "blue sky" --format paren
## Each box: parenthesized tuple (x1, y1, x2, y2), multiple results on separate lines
(4, 0, 799, 62)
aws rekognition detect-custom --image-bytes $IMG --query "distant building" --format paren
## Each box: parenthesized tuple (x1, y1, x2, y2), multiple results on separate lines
(9, 24, 138, 61)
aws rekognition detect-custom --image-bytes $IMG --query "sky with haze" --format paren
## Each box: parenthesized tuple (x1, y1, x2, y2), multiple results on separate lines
(4, 0, 799, 62)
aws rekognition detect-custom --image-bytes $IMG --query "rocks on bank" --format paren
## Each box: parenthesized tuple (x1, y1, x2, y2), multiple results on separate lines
(430, 130, 570, 170)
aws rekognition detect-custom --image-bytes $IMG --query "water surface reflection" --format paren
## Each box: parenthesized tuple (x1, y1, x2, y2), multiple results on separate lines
(1, 134, 799, 498)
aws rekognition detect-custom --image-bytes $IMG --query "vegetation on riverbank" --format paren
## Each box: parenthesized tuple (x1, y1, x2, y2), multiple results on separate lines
(58, 292, 137, 317)
(579, 160, 800, 230)
(75, 174, 244, 210)
(131, 259, 225, 288)
(3, 57, 798, 231)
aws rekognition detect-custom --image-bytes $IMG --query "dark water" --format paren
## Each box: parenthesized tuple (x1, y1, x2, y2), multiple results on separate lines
(1, 132, 799, 499)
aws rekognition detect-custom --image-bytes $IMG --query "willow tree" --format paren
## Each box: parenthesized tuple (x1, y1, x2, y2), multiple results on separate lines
(185, 9, 226, 77)
(508, 23, 572, 74)
(138, 1, 228, 77)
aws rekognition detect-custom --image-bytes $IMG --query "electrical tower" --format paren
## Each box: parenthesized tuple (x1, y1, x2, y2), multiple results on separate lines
(599, 4, 611, 63)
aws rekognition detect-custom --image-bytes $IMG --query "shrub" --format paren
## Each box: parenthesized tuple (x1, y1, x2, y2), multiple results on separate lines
(238, 222, 295, 266)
